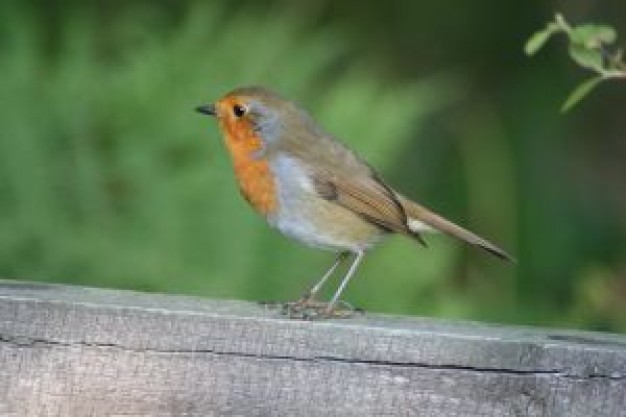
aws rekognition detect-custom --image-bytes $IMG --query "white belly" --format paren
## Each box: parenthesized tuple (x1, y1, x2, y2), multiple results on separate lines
(267, 155, 383, 252)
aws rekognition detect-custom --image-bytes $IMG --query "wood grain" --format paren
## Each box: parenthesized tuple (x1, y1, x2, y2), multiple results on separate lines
(0, 279, 624, 416)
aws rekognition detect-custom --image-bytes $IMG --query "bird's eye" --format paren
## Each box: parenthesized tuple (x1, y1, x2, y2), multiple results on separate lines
(233, 104, 247, 118)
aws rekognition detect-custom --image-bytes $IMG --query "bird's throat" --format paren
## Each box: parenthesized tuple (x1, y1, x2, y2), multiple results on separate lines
(223, 126, 277, 217)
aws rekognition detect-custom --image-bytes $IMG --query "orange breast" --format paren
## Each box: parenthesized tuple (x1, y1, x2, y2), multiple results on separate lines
(220, 118, 277, 216)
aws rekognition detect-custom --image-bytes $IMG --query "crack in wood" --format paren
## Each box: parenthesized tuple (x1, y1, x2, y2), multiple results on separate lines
(2, 334, 623, 382)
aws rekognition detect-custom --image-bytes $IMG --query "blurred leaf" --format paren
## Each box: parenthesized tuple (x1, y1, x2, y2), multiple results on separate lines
(570, 24, 617, 48)
(567, 43, 604, 72)
(524, 23, 559, 55)
(560, 76, 603, 112)
(528, 14, 625, 113)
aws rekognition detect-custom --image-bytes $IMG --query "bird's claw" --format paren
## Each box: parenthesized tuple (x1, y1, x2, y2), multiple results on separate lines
(281, 299, 361, 320)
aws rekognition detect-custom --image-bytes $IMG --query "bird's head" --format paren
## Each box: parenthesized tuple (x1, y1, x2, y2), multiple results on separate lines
(196, 86, 306, 158)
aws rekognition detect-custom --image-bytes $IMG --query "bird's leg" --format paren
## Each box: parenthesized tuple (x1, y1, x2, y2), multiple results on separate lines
(283, 252, 355, 319)
(284, 251, 365, 319)
(260, 254, 344, 311)
(297, 252, 349, 305)
(324, 250, 364, 316)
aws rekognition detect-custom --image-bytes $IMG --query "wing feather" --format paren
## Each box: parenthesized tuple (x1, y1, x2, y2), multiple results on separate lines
(311, 170, 427, 245)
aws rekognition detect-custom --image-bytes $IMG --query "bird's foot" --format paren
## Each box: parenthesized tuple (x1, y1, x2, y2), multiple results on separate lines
(281, 299, 361, 320)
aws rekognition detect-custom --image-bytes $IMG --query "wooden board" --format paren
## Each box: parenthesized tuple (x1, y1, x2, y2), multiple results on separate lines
(0, 279, 625, 416)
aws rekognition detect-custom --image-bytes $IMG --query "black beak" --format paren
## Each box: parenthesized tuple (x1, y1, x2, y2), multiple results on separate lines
(195, 104, 216, 116)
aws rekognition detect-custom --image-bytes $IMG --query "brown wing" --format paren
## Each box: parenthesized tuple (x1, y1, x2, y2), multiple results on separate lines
(311, 170, 427, 245)
(279, 122, 426, 244)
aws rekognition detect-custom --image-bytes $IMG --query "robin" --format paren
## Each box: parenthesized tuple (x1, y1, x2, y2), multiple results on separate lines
(196, 86, 512, 318)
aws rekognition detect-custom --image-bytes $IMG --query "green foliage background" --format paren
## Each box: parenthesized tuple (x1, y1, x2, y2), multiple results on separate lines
(1, 0, 625, 331)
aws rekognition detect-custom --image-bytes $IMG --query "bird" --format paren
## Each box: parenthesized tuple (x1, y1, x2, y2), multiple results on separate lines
(196, 86, 513, 318)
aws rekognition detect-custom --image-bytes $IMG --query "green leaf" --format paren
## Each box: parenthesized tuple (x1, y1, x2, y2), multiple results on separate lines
(568, 43, 604, 72)
(560, 76, 604, 112)
(524, 23, 559, 55)
(525, 29, 553, 55)
(571, 24, 617, 48)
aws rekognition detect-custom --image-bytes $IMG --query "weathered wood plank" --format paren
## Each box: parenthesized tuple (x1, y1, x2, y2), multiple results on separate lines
(0, 279, 624, 417)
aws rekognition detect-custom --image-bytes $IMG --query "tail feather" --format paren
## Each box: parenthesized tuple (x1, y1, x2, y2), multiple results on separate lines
(400, 197, 514, 262)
